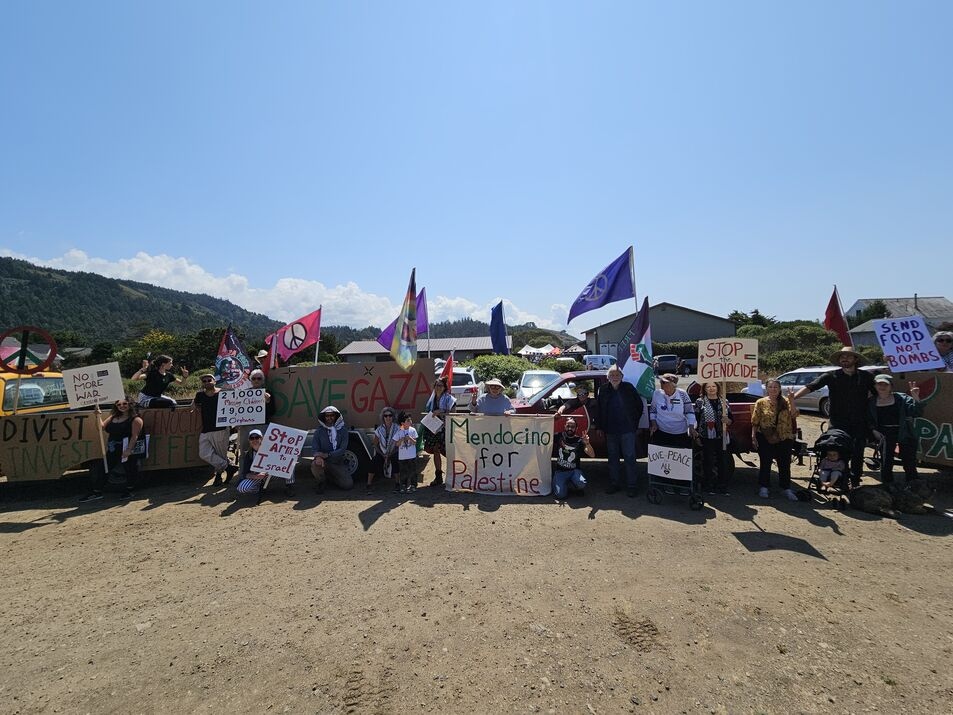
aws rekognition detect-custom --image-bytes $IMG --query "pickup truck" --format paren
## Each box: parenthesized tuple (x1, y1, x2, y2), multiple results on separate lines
(0, 372, 69, 417)
(510, 370, 797, 476)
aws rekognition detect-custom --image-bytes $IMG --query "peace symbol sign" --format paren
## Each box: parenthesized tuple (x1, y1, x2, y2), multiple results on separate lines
(282, 322, 308, 351)
(581, 274, 609, 303)
(0, 325, 58, 374)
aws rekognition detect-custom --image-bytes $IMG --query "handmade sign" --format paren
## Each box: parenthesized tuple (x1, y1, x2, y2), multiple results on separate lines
(647, 444, 693, 482)
(268, 360, 435, 430)
(446, 414, 553, 496)
(893, 371, 953, 469)
(873, 317, 944, 372)
(136, 407, 205, 473)
(250, 423, 307, 480)
(215, 388, 267, 427)
(62, 362, 126, 409)
(0, 411, 104, 480)
(697, 338, 759, 382)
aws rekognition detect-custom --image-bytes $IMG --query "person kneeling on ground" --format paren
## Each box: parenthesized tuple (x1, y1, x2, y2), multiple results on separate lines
(237, 429, 295, 500)
(310, 405, 354, 493)
(552, 418, 594, 500)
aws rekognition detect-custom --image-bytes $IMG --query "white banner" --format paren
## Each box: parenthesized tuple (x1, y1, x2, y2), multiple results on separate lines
(873, 316, 944, 372)
(215, 388, 267, 427)
(249, 423, 307, 480)
(62, 361, 126, 409)
(697, 338, 759, 383)
(446, 414, 553, 496)
(647, 445, 693, 482)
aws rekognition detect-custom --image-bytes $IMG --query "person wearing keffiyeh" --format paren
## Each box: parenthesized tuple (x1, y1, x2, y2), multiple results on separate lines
(310, 405, 353, 492)
(693, 382, 733, 495)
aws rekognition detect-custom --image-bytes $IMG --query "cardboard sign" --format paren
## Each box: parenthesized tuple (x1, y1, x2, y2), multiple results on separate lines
(135, 407, 205, 473)
(250, 423, 307, 480)
(216, 388, 267, 427)
(698, 338, 759, 382)
(446, 414, 553, 496)
(0, 411, 104, 480)
(268, 360, 436, 430)
(62, 362, 126, 409)
(874, 316, 944, 372)
(647, 445, 693, 482)
(895, 371, 953, 469)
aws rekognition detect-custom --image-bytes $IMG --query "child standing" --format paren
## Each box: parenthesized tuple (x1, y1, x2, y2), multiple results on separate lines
(393, 411, 419, 493)
(818, 449, 845, 491)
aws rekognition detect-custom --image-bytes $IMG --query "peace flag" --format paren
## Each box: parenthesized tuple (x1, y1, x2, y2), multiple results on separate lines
(266, 308, 322, 364)
(567, 248, 636, 323)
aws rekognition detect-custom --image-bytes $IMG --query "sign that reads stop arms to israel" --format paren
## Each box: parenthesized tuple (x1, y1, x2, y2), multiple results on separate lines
(250, 423, 307, 480)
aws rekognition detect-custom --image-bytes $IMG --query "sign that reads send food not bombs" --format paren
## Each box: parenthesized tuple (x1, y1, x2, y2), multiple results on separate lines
(446, 414, 553, 496)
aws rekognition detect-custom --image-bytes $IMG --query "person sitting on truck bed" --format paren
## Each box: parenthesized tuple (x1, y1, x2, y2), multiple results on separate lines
(310, 405, 354, 492)
(556, 384, 594, 427)
(132, 354, 188, 408)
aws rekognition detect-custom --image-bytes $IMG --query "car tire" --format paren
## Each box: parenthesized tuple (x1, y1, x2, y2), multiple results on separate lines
(819, 397, 830, 418)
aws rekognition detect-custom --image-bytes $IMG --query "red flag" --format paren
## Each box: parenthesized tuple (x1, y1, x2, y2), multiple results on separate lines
(261, 339, 276, 377)
(429, 351, 454, 411)
(267, 308, 322, 363)
(824, 287, 853, 347)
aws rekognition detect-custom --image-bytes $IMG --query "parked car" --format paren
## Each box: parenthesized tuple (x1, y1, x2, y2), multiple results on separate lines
(653, 354, 680, 373)
(583, 354, 617, 370)
(677, 358, 697, 376)
(0, 373, 69, 417)
(448, 367, 482, 412)
(512, 370, 565, 400)
(742, 365, 889, 417)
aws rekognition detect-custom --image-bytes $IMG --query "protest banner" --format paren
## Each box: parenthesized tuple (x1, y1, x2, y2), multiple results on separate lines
(268, 360, 436, 430)
(446, 414, 553, 496)
(0, 411, 104, 480)
(62, 362, 125, 409)
(874, 316, 944, 372)
(250, 423, 307, 480)
(647, 444, 693, 482)
(137, 407, 206, 473)
(698, 338, 759, 383)
(216, 388, 266, 427)
(893, 371, 953, 469)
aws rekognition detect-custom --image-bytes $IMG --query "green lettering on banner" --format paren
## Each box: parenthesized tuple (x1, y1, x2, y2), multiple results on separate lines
(925, 423, 953, 460)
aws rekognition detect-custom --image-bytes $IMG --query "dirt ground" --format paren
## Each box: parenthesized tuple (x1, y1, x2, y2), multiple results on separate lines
(2, 414, 952, 714)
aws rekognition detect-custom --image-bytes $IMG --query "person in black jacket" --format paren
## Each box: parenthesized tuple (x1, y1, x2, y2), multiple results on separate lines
(593, 366, 644, 497)
(791, 347, 875, 488)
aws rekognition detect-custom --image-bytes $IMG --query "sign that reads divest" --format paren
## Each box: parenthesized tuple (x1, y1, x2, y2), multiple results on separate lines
(62, 362, 126, 409)
(251, 423, 307, 480)
(873, 316, 944, 372)
(216, 388, 266, 427)
(647, 445, 693, 482)
(698, 338, 759, 382)
(446, 414, 553, 496)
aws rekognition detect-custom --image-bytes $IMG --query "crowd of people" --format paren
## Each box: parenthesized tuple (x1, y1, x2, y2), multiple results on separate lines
(78, 330, 951, 505)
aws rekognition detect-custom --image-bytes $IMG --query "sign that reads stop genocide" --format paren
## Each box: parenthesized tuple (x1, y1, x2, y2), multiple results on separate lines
(697, 338, 759, 382)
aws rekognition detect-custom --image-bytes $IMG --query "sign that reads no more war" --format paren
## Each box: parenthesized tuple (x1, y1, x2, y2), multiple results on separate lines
(62, 362, 126, 409)
(873, 316, 944, 372)
(697, 338, 759, 382)
(216, 388, 267, 427)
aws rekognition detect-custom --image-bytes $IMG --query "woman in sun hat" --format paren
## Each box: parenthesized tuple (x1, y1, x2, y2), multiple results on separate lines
(470, 378, 513, 415)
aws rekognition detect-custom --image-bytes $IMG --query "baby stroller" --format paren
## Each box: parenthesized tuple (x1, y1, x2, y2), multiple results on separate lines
(806, 428, 858, 508)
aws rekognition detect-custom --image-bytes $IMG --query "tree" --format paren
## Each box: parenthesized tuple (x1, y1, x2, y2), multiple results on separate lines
(465, 355, 536, 389)
(728, 309, 778, 327)
(847, 300, 890, 328)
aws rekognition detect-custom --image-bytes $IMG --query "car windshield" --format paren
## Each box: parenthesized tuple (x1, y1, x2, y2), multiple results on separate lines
(524, 374, 558, 389)
(3, 377, 69, 411)
(451, 373, 474, 387)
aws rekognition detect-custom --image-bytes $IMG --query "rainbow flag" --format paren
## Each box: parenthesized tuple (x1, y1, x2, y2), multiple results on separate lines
(390, 268, 418, 370)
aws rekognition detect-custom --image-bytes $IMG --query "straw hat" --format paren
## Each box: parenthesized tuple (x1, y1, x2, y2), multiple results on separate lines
(829, 346, 866, 366)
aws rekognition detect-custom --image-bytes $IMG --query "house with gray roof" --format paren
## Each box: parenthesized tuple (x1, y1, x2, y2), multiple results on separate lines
(846, 296, 953, 345)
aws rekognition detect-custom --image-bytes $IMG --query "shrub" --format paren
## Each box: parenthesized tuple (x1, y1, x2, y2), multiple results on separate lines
(465, 355, 536, 387)
(538, 357, 585, 373)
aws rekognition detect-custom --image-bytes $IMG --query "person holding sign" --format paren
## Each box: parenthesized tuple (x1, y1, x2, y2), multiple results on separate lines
(79, 397, 145, 503)
(596, 366, 645, 497)
(790, 347, 874, 489)
(868, 374, 922, 485)
(693, 382, 733, 495)
(236, 429, 295, 499)
(310, 405, 354, 492)
(192, 374, 238, 486)
(552, 418, 594, 500)
(751, 379, 799, 500)
(132, 354, 188, 408)
(424, 377, 456, 488)
(934, 331, 953, 372)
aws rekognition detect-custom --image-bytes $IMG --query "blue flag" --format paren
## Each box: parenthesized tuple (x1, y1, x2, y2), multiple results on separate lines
(567, 248, 635, 323)
(490, 300, 509, 355)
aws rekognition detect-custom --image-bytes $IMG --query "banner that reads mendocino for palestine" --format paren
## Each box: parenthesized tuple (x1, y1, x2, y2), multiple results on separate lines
(446, 414, 553, 496)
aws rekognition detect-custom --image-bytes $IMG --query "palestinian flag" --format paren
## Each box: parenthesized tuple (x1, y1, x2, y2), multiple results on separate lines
(616, 296, 655, 400)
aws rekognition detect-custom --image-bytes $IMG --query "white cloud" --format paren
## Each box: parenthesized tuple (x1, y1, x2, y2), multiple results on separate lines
(0, 248, 575, 333)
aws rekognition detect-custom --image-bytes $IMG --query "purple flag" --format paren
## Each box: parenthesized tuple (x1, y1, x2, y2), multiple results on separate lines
(377, 288, 429, 350)
(567, 248, 635, 323)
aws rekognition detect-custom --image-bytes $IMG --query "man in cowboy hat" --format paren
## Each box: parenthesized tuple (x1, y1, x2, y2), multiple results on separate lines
(791, 346, 875, 488)
(470, 378, 513, 415)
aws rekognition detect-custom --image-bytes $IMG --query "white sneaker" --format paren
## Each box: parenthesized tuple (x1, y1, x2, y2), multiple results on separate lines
(758, 487, 770, 498)
(782, 488, 798, 501)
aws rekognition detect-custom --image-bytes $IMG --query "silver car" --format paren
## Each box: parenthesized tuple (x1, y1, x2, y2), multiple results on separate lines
(746, 365, 888, 417)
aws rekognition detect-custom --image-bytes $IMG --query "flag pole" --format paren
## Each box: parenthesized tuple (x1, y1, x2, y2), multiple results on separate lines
(314, 304, 322, 365)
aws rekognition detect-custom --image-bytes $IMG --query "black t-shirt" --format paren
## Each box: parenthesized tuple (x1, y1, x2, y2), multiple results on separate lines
(555, 433, 585, 471)
(194, 390, 224, 433)
(143, 371, 175, 397)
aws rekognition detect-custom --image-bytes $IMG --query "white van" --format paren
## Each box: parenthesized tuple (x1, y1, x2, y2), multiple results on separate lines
(583, 354, 617, 370)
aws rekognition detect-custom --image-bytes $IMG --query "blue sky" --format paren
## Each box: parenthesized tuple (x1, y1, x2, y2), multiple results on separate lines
(2, 1, 950, 336)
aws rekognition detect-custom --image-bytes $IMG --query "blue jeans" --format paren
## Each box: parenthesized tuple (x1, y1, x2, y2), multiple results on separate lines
(605, 431, 638, 489)
(553, 469, 587, 498)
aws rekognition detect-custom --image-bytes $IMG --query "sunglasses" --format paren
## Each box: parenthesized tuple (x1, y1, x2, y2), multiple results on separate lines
(201, 379, 215, 383)
(383, 414, 394, 418)
(249, 435, 262, 440)
(937, 338, 952, 343)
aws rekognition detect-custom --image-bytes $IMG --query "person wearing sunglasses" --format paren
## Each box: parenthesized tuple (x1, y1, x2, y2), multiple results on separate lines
(80, 397, 145, 503)
(552, 418, 594, 501)
(236, 429, 294, 501)
(191, 373, 238, 486)
(934, 331, 953, 372)
(369, 407, 399, 492)
(238, 369, 274, 463)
